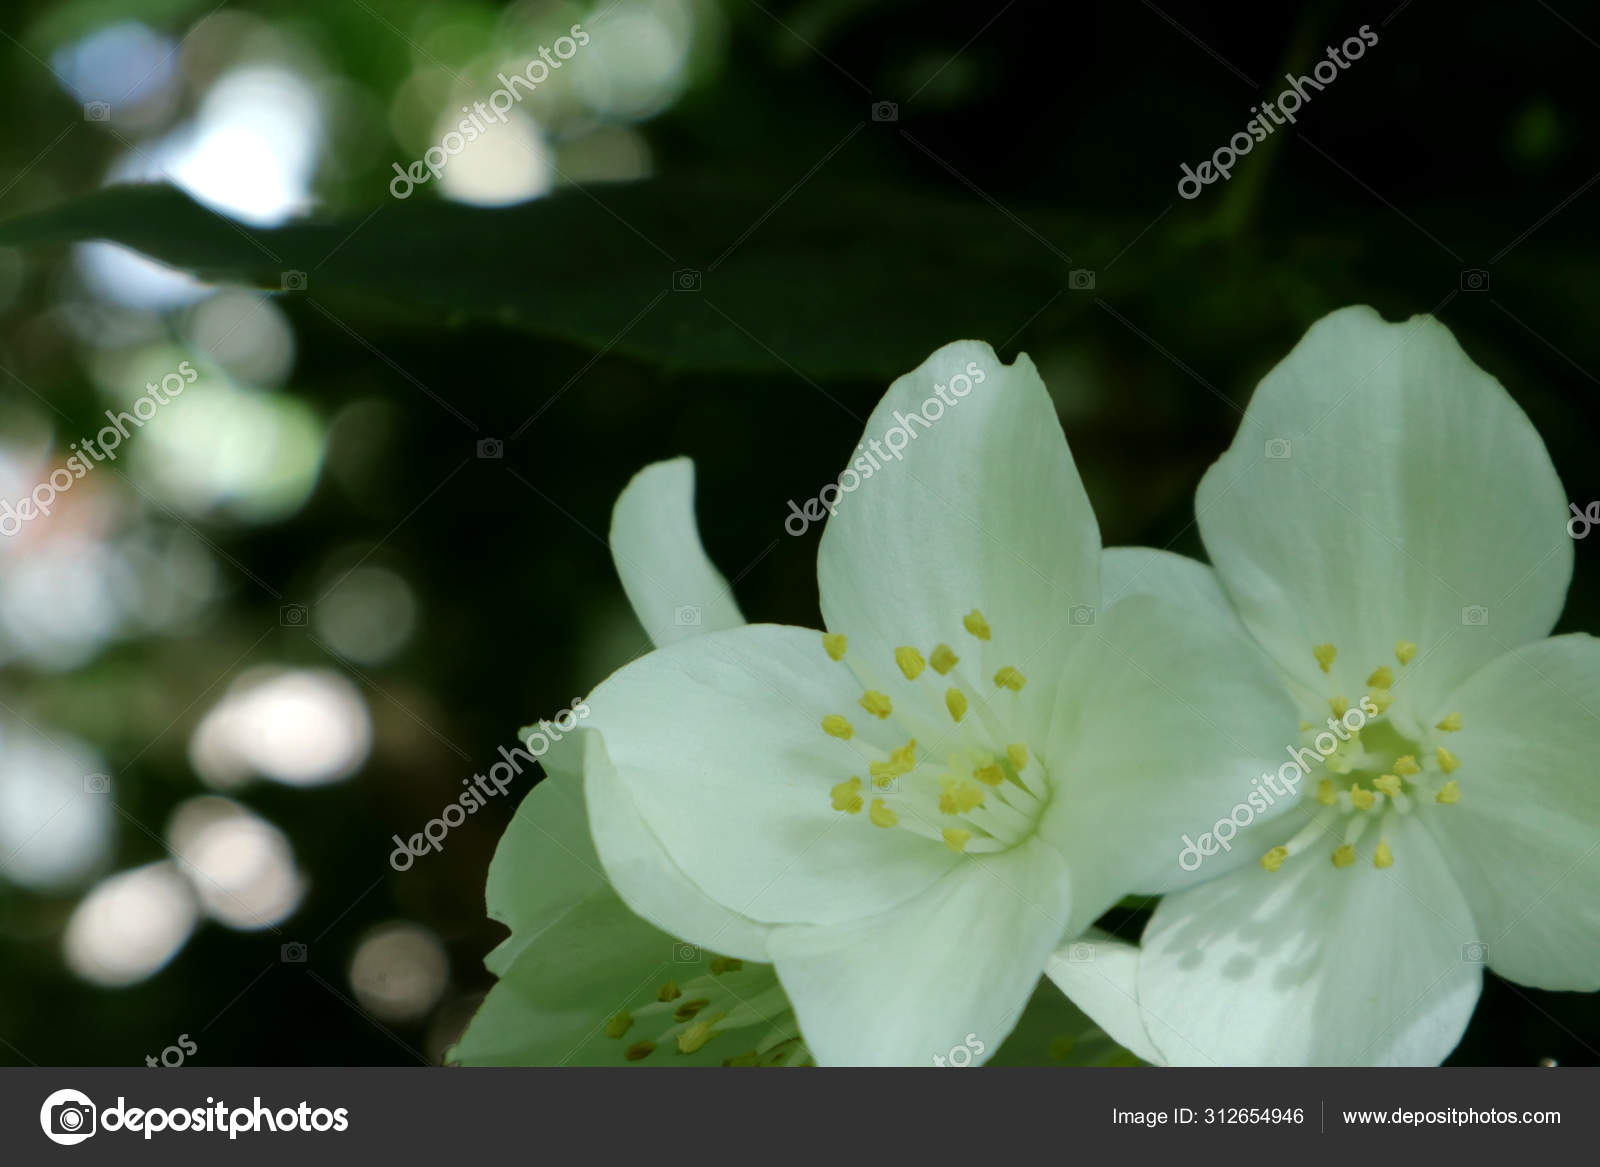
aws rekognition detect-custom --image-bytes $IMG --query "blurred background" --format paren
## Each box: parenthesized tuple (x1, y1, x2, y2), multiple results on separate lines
(0, 0, 1595, 1066)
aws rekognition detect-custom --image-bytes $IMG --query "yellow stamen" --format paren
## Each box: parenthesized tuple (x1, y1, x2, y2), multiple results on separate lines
(1435, 712, 1462, 732)
(1373, 839, 1394, 868)
(1330, 696, 1349, 718)
(625, 1041, 656, 1061)
(822, 632, 848, 661)
(869, 739, 917, 787)
(1331, 845, 1356, 868)
(709, 957, 742, 974)
(604, 1010, 633, 1038)
(1395, 640, 1417, 665)
(1373, 773, 1402, 797)
(859, 690, 893, 719)
(830, 777, 863, 814)
(677, 1016, 720, 1054)
(1393, 754, 1420, 776)
(938, 777, 985, 815)
(930, 643, 960, 674)
(1436, 780, 1460, 805)
(945, 688, 968, 722)
(993, 666, 1027, 691)
(943, 827, 971, 853)
(1316, 779, 1336, 805)
(963, 609, 992, 640)
(1006, 743, 1028, 771)
(821, 714, 854, 740)
(1367, 666, 1394, 689)
(657, 981, 681, 1002)
(1299, 721, 1313, 732)
(868, 798, 898, 828)
(1436, 746, 1460, 773)
(895, 645, 926, 680)
(1313, 643, 1337, 673)
(1350, 783, 1375, 810)
(973, 762, 1005, 787)
(1367, 689, 1392, 713)
(1261, 846, 1288, 872)
(673, 998, 710, 1022)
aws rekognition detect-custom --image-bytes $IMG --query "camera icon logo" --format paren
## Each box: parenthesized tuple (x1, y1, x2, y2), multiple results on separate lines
(1068, 268, 1096, 291)
(83, 773, 111, 795)
(871, 100, 899, 122)
(671, 268, 702, 292)
(1461, 605, 1490, 627)
(281, 942, 309, 963)
(674, 605, 702, 627)
(1069, 604, 1096, 627)
(673, 942, 701, 962)
(476, 438, 504, 459)
(1461, 941, 1489, 963)
(40, 1089, 97, 1145)
(1065, 941, 1096, 963)
(83, 102, 111, 122)
(1459, 268, 1490, 292)
(1265, 437, 1293, 460)
(281, 270, 308, 292)
(279, 603, 308, 627)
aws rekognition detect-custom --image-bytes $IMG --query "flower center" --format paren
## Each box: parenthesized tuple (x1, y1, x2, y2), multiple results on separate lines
(602, 959, 810, 1065)
(815, 609, 1050, 855)
(1260, 639, 1463, 874)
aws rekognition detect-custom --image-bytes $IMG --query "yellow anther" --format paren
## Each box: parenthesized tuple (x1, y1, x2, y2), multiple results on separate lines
(657, 981, 681, 1002)
(993, 666, 1027, 691)
(895, 645, 926, 680)
(1395, 640, 1418, 665)
(974, 762, 1005, 787)
(930, 643, 960, 674)
(1316, 779, 1336, 806)
(604, 1010, 633, 1038)
(1006, 743, 1028, 771)
(1393, 754, 1420, 777)
(945, 687, 968, 722)
(1331, 845, 1356, 868)
(1373, 838, 1394, 868)
(1261, 846, 1288, 872)
(1436, 746, 1460, 773)
(822, 633, 848, 661)
(859, 690, 893, 719)
(1367, 666, 1394, 689)
(868, 798, 898, 828)
(870, 739, 917, 787)
(708, 957, 742, 974)
(1367, 688, 1392, 714)
(830, 777, 863, 814)
(938, 777, 984, 815)
(963, 609, 992, 640)
(1373, 773, 1402, 797)
(1330, 696, 1349, 718)
(1435, 712, 1462, 732)
(1313, 643, 1337, 673)
(1436, 780, 1460, 805)
(821, 714, 854, 740)
(1350, 783, 1375, 810)
(942, 827, 972, 853)
(1299, 721, 1313, 732)
(677, 1016, 719, 1054)
(625, 1041, 656, 1061)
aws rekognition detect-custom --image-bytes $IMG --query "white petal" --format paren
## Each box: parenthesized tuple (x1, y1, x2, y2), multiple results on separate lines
(1045, 928, 1165, 1065)
(766, 837, 1071, 1065)
(1427, 634, 1600, 990)
(1100, 546, 1245, 636)
(610, 457, 744, 648)
(586, 623, 956, 927)
(1039, 594, 1302, 919)
(1136, 812, 1481, 1065)
(1197, 306, 1572, 722)
(817, 341, 1101, 733)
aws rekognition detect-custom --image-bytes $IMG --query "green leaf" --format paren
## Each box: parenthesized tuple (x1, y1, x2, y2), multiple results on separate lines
(0, 180, 1114, 379)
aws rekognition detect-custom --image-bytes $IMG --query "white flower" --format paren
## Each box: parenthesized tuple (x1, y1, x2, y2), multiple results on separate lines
(559, 341, 1296, 1065)
(1054, 306, 1600, 1065)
